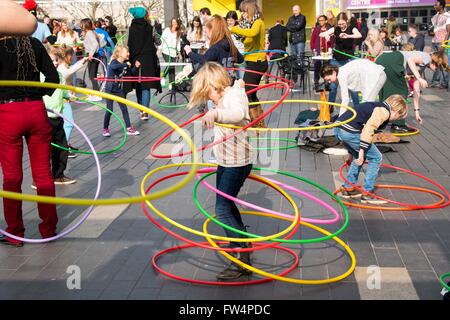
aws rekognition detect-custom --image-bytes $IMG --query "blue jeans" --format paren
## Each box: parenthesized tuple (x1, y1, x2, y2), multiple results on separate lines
(104, 90, 131, 129)
(136, 86, 152, 108)
(291, 42, 305, 58)
(335, 128, 382, 192)
(215, 164, 252, 248)
(431, 43, 449, 86)
(328, 59, 360, 107)
(63, 102, 74, 142)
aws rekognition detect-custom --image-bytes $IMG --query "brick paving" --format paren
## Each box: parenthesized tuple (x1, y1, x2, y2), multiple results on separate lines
(0, 66, 449, 300)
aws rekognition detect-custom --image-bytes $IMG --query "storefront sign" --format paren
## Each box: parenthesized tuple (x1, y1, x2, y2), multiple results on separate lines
(347, 0, 436, 9)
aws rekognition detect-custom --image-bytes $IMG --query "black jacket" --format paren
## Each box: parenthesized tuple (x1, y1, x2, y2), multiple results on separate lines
(188, 38, 244, 78)
(124, 18, 161, 94)
(268, 24, 288, 51)
(286, 14, 306, 44)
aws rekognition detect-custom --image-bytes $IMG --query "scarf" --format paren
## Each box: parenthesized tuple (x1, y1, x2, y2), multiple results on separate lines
(239, 13, 260, 30)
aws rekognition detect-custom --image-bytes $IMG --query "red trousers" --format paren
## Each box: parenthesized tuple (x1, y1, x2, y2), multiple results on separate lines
(0, 100, 58, 242)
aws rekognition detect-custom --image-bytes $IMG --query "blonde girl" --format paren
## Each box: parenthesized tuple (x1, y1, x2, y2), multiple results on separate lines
(189, 62, 254, 281)
(103, 45, 140, 137)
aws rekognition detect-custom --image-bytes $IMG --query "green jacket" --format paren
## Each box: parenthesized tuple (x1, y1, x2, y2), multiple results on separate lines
(40, 72, 67, 119)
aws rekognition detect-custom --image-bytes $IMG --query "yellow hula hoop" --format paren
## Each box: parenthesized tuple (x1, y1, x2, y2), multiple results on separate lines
(216, 100, 357, 132)
(141, 163, 300, 243)
(203, 212, 357, 285)
(391, 128, 421, 137)
(0, 81, 199, 205)
(442, 40, 450, 49)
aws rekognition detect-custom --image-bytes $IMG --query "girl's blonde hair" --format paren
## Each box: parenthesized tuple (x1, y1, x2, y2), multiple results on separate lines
(47, 46, 65, 63)
(188, 62, 231, 110)
(110, 45, 129, 63)
(385, 94, 407, 118)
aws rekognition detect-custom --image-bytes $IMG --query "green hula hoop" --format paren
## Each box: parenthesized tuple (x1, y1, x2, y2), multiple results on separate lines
(440, 272, 450, 291)
(333, 48, 361, 60)
(249, 137, 298, 151)
(193, 167, 349, 244)
(51, 98, 127, 155)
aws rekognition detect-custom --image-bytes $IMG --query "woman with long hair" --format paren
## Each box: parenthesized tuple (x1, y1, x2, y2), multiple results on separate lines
(187, 16, 206, 49)
(56, 19, 81, 46)
(231, 0, 267, 128)
(161, 17, 182, 85)
(184, 15, 244, 78)
(125, 7, 161, 120)
(80, 18, 102, 101)
(104, 16, 118, 45)
(0, 35, 60, 246)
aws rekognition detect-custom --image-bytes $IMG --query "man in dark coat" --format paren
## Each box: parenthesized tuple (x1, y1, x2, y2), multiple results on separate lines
(125, 7, 161, 119)
(286, 4, 306, 58)
(268, 20, 288, 53)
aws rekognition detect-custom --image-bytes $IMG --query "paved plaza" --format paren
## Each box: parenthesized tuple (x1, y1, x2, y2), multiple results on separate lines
(0, 67, 449, 300)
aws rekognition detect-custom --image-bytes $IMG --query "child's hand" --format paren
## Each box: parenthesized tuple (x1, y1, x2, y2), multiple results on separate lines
(236, 79, 245, 88)
(354, 149, 365, 166)
(184, 45, 192, 55)
(202, 109, 217, 129)
(135, 60, 141, 68)
(126, 61, 132, 67)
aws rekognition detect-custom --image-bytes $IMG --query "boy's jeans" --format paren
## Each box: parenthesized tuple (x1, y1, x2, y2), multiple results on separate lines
(335, 128, 382, 192)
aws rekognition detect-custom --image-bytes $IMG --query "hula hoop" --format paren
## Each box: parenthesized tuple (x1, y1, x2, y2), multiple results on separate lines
(142, 168, 301, 253)
(194, 168, 349, 244)
(152, 239, 299, 286)
(440, 272, 450, 291)
(0, 109, 101, 243)
(151, 97, 356, 159)
(204, 214, 356, 285)
(336, 162, 450, 210)
(94, 76, 161, 83)
(51, 98, 127, 155)
(150, 81, 290, 159)
(216, 100, 356, 132)
(335, 184, 446, 211)
(141, 163, 300, 243)
(195, 168, 341, 226)
(391, 125, 420, 137)
(333, 48, 361, 60)
(442, 40, 450, 49)
(0, 81, 199, 206)
(249, 137, 298, 151)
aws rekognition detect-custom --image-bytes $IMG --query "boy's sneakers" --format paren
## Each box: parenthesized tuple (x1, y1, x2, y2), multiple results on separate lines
(140, 112, 149, 120)
(339, 187, 362, 199)
(102, 128, 111, 137)
(360, 194, 388, 205)
(68, 151, 77, 159)
(126, 127, 140, 136)
(68, 145, 78, 159)
(54, 176, 77, 185)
